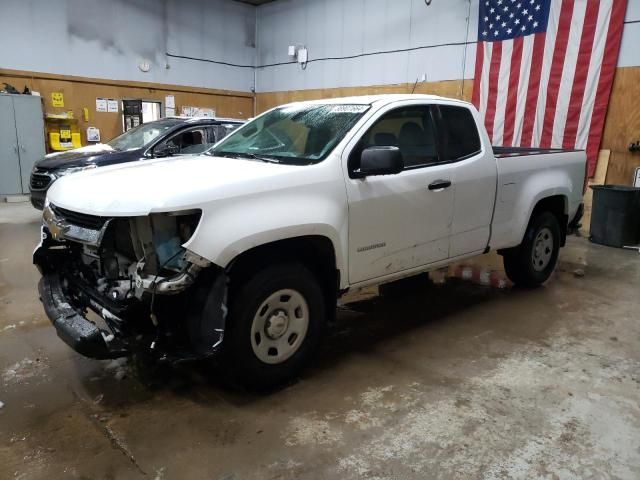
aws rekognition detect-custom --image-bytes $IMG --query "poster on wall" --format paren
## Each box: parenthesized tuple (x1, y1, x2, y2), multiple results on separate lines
(87, 127, 101, 142)
(107, 99, 119, 113)
(96, 98, 107, 112)
(181, 106, 216, 118)
(51, 92, 64, 107)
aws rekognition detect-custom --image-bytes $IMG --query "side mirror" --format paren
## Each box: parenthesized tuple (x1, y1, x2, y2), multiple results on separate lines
(356, 146, 404, 178)
(153, 144, 180, 158)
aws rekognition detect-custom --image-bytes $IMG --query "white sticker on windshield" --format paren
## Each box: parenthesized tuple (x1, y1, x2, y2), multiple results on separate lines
(329, 105, 369, 113)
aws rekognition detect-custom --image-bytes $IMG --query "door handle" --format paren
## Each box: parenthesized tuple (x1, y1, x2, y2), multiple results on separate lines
(428, 180, 452, 191)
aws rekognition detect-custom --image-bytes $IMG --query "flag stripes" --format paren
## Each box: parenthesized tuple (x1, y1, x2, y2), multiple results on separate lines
(472, 0, 627, 176)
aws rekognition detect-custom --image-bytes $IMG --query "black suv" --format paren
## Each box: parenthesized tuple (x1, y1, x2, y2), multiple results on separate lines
(30, 117, 244, 209)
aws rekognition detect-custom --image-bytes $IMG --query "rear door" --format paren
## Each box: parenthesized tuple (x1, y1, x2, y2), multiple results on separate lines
(434, 105, 496, 257)
(342, 102, 455, 284)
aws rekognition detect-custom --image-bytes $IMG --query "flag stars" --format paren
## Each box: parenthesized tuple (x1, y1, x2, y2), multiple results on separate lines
(515, 18, 520, 24)
(494, 30, 500, 36)
(528, 15, 533, 21)
(490, 7, 495, 13)
(489, 23, 494, 29)
(509, 12, 514, 18)
(482, 30, 488, 36)
(507, 28, 513, 33)
(521, 25, 526, 31)
(535, 4, 541, 10)
(496, 14, 501, 20)
(502, 21, 507, 27)
(484, 16, 489, 21)
(503, 6, 509, 11)
(533, 20, 539, 27)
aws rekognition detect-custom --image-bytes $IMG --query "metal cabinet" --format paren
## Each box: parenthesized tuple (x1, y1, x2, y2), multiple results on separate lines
(0, 93, 46, 195)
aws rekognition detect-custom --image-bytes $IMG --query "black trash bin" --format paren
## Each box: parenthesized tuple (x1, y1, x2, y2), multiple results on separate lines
(589, 185, 640, 248)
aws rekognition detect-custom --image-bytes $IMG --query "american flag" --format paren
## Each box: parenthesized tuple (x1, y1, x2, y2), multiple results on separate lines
(471, 0, 627, 176)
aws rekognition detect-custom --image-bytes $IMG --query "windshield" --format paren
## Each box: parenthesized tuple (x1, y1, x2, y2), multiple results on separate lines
(107, 119, 182, 151)
(210, 104, 370, 164)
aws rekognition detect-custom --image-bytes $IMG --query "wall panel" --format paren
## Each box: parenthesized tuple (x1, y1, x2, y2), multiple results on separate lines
(0, 69, 253, 146)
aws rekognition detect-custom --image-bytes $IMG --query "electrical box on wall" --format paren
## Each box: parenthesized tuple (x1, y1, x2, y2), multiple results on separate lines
(297, 48, 308, 64)
(288, 45, 296, 57)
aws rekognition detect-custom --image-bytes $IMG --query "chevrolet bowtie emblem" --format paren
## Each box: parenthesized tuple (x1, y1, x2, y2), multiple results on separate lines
(43, 205, 69, 241)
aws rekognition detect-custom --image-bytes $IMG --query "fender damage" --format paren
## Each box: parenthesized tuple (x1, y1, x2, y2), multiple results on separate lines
(34, 203, 228, 362)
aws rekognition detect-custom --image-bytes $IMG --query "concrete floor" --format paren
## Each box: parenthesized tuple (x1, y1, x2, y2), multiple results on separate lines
(1, 201, 639, 480)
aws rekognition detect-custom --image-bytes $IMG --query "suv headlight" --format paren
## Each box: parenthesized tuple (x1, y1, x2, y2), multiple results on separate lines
(55, 164, 98, 178)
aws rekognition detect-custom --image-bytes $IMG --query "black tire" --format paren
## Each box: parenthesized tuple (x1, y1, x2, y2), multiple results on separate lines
(503, 211, 561, 288)
(224, 263, 326, 390)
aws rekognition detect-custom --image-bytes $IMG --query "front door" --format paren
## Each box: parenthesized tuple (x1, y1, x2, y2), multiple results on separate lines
(343, 104, 455, 285)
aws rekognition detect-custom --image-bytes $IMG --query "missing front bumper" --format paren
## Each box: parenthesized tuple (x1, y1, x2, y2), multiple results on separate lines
(38, 274, 128, 359)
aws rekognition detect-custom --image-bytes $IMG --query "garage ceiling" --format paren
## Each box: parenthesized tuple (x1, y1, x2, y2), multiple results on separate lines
(233, 0, 278, 5)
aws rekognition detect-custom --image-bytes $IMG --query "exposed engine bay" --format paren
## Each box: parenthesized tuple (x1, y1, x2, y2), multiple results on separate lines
(34, 203, 227, 361)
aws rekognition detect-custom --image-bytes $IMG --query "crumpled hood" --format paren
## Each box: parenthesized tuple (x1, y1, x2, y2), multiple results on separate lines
(47, 155, 304, 216)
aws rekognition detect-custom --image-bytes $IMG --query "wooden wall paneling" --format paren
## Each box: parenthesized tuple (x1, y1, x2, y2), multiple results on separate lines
(601, 67, 640, 185)
(0, 69, 254, 146)
(255, 79, 473, 114)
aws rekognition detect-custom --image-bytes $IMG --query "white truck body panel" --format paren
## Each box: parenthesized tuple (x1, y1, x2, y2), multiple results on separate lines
(46, 94, 586, 291)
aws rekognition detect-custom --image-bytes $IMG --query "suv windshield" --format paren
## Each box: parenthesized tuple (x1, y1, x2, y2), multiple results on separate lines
(107, 119, 183, 151)
(210, 104, 370, 164)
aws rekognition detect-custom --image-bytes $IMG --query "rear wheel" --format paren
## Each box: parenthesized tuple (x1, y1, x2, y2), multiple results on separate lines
(503, 211, 561, 288)
(224, 263, 325, 390)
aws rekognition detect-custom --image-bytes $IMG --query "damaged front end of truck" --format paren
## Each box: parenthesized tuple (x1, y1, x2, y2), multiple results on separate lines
(34, 202, 228, 362)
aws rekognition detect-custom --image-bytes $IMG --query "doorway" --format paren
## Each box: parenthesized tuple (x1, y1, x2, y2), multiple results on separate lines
(122, 100, 162, 132)
(142, 102, 161, 123)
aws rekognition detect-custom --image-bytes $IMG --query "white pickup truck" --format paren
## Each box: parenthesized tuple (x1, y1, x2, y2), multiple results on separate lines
(35, 94, 586, 388)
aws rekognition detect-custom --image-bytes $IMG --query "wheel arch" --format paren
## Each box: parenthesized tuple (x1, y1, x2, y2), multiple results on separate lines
(529, 195, 569, 246)
(225, 235, 341, 305)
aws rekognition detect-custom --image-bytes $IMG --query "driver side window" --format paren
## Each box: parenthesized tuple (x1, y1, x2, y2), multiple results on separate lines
(163, 127, 215, 155)
(349, 105, 438, 172)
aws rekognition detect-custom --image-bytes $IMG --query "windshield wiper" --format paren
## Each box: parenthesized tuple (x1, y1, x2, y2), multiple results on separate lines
(211, 151, 281, 163)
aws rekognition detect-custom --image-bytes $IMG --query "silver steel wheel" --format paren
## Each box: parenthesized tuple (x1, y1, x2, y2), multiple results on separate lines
(532, 227, 554, 271)
(250, 289, 309, 365)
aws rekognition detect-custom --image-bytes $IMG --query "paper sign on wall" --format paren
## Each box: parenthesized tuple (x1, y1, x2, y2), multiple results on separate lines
(165, 95, 175, 108)
(181, 106, 216, 118)
(96, 98, 107, 112)
(107, 99, 119, 113)
(634, 167, 640, 188)
(51, 92, 64, 107)
(87, 127, 101, 142)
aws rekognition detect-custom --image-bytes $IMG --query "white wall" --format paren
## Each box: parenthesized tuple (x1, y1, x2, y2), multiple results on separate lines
(256, 0, 640, 93)
(256, 0, 479, 92)
(1, 0, 639, 94)
(0, 0, 256, 92)
(619, 0, 640, 67)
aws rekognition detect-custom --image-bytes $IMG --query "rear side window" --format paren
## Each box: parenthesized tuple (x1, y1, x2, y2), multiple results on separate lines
(438, 106, 481, 161)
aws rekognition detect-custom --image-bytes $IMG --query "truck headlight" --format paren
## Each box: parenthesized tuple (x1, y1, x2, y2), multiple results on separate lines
(56, 164, 98, 177)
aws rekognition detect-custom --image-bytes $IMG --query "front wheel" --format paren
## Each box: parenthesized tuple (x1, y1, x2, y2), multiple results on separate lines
(224, 263, 326, 390)
(503, 211, 561, 288)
